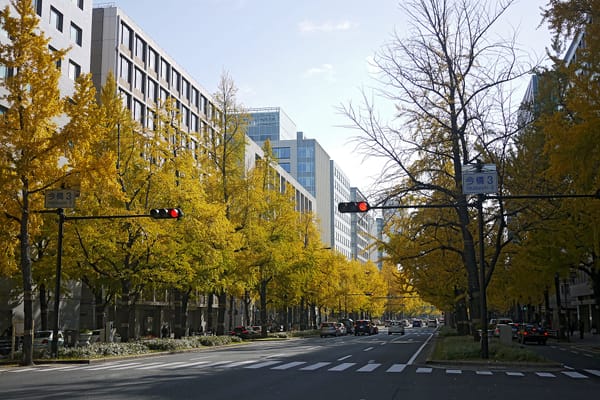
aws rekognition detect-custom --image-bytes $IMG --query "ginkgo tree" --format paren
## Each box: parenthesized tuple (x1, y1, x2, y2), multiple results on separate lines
(0, 0, 118, 365)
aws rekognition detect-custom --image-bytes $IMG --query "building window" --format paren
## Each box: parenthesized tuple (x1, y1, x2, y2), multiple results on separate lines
(147, 48, 158, 73)
(119, 89, 131, 109)
(68, 60, 81, 80)
(191, 88, 198, 108)
(159, 88, 168, 105)
(160, 58, 169, 82)
(146, 109, 155, 130)
(190, 114, 198, 132)
(134, 35, 145, 61)
(181, 106, 189, 127)
(134, 67, 145, 93)
(71, 0, 84, 10)
(147, 78, 157, 102)
(120, 23, 132, 50)
(70, 22, 82, 46)
(182, 78, 190, 101)
(171, 68, 180, 92)
(273, 147, 291, 160)
(33, 0, 42, 16)
(50, 7, 63, 32)
(133, 100, 144, 124)
(119, 56, 131, 83)
(49, 46, 62, 69)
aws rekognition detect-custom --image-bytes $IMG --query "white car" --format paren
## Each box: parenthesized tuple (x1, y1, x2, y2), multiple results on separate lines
(388, 321, 405, 335)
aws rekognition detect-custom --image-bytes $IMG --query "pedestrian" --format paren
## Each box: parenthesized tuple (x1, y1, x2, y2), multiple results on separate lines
(161, 324, 169, 339)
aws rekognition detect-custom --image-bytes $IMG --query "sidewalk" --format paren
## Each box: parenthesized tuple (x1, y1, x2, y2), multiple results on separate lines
(552, 331, 600, 353)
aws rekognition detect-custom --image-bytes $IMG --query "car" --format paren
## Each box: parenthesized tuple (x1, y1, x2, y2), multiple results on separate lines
(517, 324, 548, 345)
(229, 326, 258, 339)
(338, 318, 355, 334)
(354, 320, 377, 335)
(388, 320, 405, 335)
(334, 322, 347, 336)
(427, 319, 438, 328)
(412, 319, 422, 328)
(33, 330, 64, 351)
(320, 322, 339, 337)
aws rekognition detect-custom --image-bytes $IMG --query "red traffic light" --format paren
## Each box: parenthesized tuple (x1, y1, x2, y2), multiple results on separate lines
(337, 201, 370, 213)
(150, 208, 183, 219)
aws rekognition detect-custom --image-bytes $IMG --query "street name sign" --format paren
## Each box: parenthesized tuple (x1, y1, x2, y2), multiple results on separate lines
(462, 164, 498, 194)
(45, 189, 76, 209)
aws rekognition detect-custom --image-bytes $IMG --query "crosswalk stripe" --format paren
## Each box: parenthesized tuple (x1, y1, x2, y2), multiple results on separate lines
(271, 361, 306, 370)
(328, 362, 356, 371)
(220, 360, 258, 368)
(446, 369, 462, 374)
(357, 363, 381, 372)
(506, 372, 524, 376)
(87, 362, 141, 371)
(584, 369, 600, 377)
(244, 360, 282, 369)
(561, 371, 588, 379)
(386, 364, 407, 373)
(416, 367, 432, 373)
(167, 361, 209, 369)
(299, 362, 331, 371)
(476, 371, 493, 375)
(111, 362, 144, 370)
(535, 372, 556, 378)
(135, 362, 173, 370)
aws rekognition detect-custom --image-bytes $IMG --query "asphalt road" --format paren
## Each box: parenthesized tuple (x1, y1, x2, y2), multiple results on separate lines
(1, 326, 598, 400)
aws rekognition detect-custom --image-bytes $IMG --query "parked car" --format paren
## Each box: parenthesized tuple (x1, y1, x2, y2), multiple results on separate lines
(320, 322, 339, 337)
(229, 326, 258, 339)
(412, 319, 422, 328)
(354, 320, 377, 335)
(427, 319, 438, 328)
(388, 320, 405, 335)
(334, 322, 347, 336)
(338, 318, 354, 334)
(517, 324, 548, 345)
(33, 330, 64, 350)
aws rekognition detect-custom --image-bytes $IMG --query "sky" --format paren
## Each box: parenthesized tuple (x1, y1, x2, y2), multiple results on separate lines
(95, 0, 554, 193)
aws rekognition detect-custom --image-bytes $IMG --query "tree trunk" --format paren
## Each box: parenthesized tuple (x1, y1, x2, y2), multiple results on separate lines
(206, 292, 214, 333)
(39, 284, 48, 331)
(217, 291, 227, 335)
(20, 190, 34, 366)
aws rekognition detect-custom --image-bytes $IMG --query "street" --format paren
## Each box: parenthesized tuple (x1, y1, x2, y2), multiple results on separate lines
(1, 326, 598, 400)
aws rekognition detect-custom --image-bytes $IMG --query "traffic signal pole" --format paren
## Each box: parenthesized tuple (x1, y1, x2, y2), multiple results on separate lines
(44, 208, 182, 357)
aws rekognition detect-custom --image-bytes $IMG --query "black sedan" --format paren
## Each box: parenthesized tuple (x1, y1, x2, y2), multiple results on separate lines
(517, 324, 549, 345)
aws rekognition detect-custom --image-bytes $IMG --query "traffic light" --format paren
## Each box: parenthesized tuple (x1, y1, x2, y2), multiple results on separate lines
(150, 208, 183, 219)
(337, 201, 370, 213)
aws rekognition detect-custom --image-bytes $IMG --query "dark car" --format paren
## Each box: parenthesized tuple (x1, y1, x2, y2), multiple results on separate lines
(354, 320, 377, 336)
(517, 324, 548, 345)
(412, 319, 422, 328)
(338, 318, 355, 334)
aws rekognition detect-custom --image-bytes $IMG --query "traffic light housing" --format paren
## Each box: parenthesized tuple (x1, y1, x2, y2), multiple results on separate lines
(150, 208, 183, 219)
(337, 201, 370, 213)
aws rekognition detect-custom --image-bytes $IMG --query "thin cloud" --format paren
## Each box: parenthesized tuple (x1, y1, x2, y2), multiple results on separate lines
(298, 20, 355, 33)
(303, 63, 336, 82)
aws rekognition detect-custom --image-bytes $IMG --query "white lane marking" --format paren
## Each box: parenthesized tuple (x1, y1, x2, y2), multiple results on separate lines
(363, 347, 374, 352)
(584, 369, 600, 377)
(271, 361, 306, 370)
(328, 362, 356, 371)
(299, 362, 331, 371)
(561, 371, 588, 379)
(406, 333, 435, 365)
(416, 367, 432, 373)
(244, 360, 282, 369)
(386, 364, 406, 373)
(476, 371, 493, 375)
(446, 369, 462, 374)
(506, 372, 524, 376)
(163, 361, 201, 369)
(357, 363, 381, 372)
(337, 355, 352, 361)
